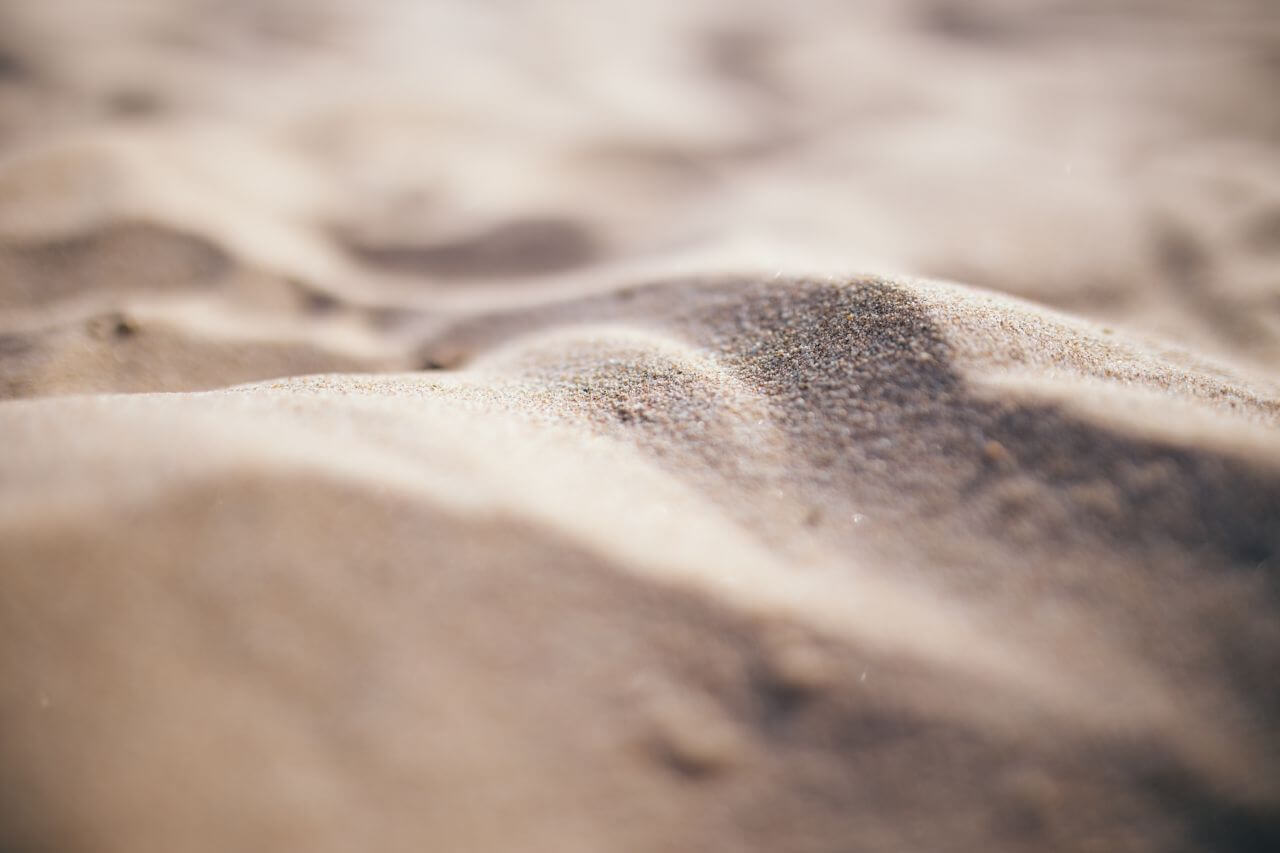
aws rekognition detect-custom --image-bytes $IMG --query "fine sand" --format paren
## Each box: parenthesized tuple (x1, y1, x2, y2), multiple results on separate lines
(1, 1, 1279, 851)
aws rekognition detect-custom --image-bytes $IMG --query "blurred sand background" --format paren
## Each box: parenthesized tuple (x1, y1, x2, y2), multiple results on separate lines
(1, 1, 1279, 851)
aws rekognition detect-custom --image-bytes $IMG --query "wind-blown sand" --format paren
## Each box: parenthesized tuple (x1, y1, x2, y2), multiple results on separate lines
(1, 1, 1279, 851)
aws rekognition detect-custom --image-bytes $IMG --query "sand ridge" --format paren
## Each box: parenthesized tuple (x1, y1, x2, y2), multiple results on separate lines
(1, 0, 1279, 850)
(4, 274, 1280, 850)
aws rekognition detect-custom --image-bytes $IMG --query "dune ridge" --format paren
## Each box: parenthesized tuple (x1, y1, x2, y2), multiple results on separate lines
(3, 0, 1280, 850)
(4, 273, 1280, 851)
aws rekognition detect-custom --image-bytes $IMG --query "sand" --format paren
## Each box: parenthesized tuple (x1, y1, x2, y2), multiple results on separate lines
(1, 1, 1279, 851)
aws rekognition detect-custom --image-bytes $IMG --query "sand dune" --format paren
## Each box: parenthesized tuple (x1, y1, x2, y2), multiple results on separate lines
(4, 275, 1279, 851)
(1, 0, 1278, 850)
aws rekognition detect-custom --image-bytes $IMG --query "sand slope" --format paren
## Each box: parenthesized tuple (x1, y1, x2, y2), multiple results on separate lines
(3, 275, 1280, 851)
(1, 0, 1279, 850)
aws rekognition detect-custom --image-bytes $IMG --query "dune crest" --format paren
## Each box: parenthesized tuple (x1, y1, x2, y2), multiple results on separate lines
(3, 274, 1279, 851)
(3, 0, 1280, 849)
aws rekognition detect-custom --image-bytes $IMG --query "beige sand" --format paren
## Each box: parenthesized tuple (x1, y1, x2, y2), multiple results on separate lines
(1, 1, 1278, 851)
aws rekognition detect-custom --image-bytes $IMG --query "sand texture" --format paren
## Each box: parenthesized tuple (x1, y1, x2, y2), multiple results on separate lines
(1, 1, 1279, 851)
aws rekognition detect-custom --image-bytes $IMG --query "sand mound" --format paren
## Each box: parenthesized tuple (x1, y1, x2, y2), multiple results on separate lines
(2, 0, 1279, 850)
(3, 275, 1279, 851)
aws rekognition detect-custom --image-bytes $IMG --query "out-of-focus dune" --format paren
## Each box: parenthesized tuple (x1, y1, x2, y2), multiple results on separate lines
(1, 1, 1278, 851)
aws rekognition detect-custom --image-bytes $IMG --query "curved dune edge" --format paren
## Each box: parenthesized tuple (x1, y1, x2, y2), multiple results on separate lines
(2, 274, 1279, 851)
(2, 1, 1278, 847)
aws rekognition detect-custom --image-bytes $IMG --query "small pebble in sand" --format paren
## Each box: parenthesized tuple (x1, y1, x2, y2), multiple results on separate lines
(761, 626, 832, 695)
(983, 439, 1012, 466)
(636, 676, 746, 777)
